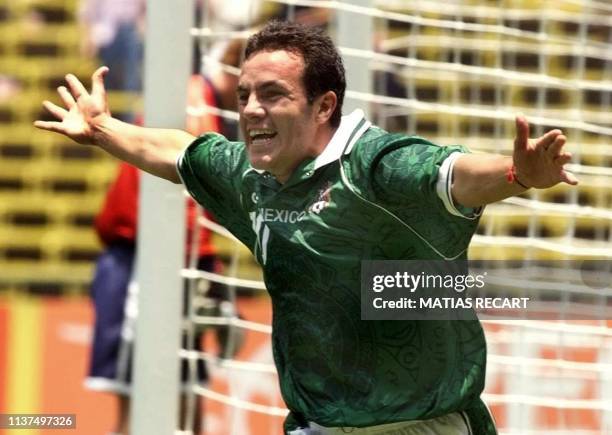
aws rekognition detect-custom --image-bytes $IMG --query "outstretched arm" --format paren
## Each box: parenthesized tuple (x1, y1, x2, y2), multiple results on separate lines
(34, 67, 195, 183)
(451, 116, 578, 208)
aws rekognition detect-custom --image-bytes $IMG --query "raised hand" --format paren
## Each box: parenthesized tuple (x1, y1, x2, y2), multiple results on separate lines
(512, 115, 578, 188)
(34, 66, 110, 144)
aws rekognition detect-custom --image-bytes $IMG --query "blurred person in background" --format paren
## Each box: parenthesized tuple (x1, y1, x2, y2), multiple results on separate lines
(0, 75, 21, 102)
(84, 38, 243, 435)
(79, 0, 145, 95)
(206, 0, 263, 30)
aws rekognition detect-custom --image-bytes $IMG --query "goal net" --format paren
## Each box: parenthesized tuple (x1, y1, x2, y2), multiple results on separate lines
(147, 1, 612, 434)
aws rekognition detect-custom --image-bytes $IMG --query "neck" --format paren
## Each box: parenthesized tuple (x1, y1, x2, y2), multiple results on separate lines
(313, 123, 337, 156)
(275, 123, 338, 184)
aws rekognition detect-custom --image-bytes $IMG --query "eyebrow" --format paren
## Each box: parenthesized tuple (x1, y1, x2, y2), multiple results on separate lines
(236, 80, 287, 94)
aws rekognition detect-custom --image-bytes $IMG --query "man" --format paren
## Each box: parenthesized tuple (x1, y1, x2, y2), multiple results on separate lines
(36, 21, 576, 435)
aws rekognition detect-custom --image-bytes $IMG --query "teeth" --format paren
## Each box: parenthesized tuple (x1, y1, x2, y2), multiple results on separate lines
(249, 129, 276, 138)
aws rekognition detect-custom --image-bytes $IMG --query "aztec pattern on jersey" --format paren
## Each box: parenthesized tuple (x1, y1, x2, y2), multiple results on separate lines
(178, 127, 488, 429)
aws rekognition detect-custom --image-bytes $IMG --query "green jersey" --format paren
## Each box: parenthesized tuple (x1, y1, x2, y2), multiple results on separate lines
(178, 110, 492, 431)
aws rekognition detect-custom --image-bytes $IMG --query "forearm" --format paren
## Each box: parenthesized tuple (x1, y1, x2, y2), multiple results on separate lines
(92, 115, 195, 183)
(35, 67, 203, 182)
(451, 154, 527, 208)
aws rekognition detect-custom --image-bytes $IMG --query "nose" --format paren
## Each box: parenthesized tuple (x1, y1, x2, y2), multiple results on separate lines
(242, 93, 265, 121)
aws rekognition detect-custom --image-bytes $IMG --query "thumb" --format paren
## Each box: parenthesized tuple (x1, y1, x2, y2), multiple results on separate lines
(91, 66, 109, 97)
(561, 169, 579, 186)
(514, 115, 529, 152)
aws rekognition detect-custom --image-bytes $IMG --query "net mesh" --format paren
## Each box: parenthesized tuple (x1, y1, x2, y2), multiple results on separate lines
(178, 1, 612, 434)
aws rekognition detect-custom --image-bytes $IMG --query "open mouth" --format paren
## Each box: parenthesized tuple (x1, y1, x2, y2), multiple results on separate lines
(249, 129, 278, 143)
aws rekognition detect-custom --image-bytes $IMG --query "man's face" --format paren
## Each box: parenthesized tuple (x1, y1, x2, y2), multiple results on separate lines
(237, 49, 318, 182)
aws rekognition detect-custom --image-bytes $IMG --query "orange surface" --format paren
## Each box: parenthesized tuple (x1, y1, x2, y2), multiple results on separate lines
(39, 297, 115, 435)
(0, 295, 609, 434)
(0, 294, 283, 435)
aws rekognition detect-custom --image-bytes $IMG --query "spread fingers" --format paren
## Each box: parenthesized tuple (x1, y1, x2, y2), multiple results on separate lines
(43, 100, 68, 120)
(65, 74, 89, 100)
(58, 86, 76, 108)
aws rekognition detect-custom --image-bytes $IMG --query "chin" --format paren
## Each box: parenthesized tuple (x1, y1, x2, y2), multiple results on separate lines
(249, 156, 273, 172)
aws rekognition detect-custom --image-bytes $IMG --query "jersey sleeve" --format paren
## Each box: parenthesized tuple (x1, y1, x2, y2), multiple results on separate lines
(177, 133, 255, 246)
(371, 136, 479, 220)
(434, 152, 483, 218)
(347, 132, 481, 259)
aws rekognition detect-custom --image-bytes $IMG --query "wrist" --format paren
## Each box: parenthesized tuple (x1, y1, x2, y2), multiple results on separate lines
(506, 163, 530, 190)
(90, 112, 115, 145)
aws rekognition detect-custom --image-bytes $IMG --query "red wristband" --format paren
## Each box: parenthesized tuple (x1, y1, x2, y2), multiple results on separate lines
(506, 164, 530, 189)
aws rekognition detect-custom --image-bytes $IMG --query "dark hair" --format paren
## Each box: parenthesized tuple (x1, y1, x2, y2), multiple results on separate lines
(245, 20, 346, 127)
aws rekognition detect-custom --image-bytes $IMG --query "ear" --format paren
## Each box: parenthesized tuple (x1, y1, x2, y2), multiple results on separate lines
(314, 91, 337, 125)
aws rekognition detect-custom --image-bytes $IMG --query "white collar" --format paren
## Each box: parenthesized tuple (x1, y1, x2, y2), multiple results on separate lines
(313, 109, 371, 170)
(245, 109, 371, 176)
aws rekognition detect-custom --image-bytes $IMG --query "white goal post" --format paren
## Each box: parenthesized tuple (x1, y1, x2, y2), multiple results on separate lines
(131, 0, 192, 434)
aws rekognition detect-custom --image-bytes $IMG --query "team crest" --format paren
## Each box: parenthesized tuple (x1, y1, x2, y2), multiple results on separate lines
(308, 181, 333, 214)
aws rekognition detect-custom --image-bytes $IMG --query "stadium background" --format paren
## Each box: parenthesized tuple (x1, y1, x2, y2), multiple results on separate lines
(0, 0, 610, 434)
